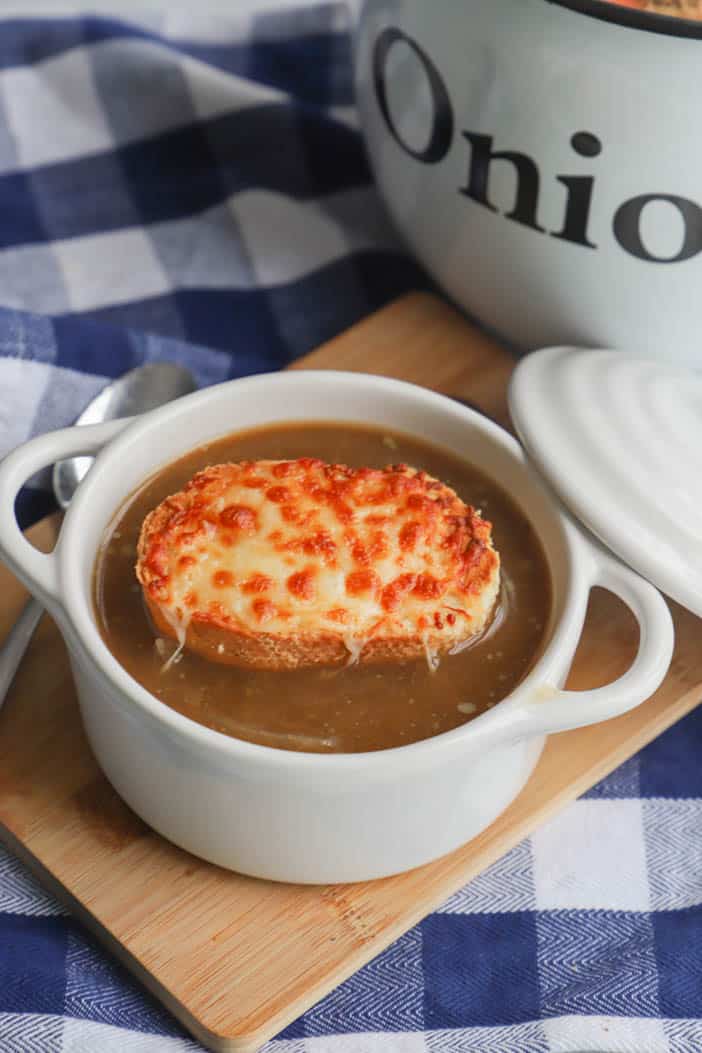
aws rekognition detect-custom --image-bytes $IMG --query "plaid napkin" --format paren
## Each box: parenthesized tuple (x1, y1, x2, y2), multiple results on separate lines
(0, 6, 701, 1052)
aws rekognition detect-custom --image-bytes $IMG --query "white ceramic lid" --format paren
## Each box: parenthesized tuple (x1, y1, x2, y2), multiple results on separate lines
(509, 347, 702, 618)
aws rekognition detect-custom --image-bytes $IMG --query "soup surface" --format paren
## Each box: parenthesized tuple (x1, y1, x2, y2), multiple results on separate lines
(94, 422, 552, 753)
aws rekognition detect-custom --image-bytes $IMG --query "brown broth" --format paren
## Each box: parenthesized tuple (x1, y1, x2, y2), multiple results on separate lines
(93, 422, 551, 753)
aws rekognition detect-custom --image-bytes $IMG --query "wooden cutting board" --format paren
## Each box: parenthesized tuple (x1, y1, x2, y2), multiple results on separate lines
(1, 291, 701, 1053)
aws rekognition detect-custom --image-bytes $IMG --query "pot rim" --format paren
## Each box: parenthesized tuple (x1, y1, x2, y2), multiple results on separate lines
(545, 0, 702, 39)
(58, 371, 587, 771)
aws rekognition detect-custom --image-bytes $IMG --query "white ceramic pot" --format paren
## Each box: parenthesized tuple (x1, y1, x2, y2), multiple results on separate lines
(0, 373, 673, 883)
(354, 0, 702, 366)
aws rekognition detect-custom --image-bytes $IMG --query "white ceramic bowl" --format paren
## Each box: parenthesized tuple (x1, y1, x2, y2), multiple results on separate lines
(0, 372, 673, 883)
(354, 0, 702, 366)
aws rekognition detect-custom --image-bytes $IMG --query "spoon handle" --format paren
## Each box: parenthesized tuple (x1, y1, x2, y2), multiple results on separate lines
(0, 597, 43, 710)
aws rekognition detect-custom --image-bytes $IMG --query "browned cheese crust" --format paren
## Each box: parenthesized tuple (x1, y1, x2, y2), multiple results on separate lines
(136, 458, 500, 670)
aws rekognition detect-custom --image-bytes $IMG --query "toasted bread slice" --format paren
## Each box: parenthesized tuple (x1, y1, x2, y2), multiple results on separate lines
(136, 458, 500, 670)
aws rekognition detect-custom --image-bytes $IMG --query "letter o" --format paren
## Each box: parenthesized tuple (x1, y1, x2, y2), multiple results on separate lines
(372, 27, 453, 164)
(613, 193, 702, 263)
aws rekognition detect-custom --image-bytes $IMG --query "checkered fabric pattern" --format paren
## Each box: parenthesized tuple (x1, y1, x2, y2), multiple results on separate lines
(0, 6, 701, 1052)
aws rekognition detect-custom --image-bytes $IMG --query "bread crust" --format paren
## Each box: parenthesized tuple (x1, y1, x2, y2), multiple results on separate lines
(143, 591, 489, 669)
(137, 458, 500, 670)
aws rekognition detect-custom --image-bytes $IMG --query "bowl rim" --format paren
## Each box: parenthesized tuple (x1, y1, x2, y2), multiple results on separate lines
(58, 370, 588, 771)
(545, 0, 702, 39)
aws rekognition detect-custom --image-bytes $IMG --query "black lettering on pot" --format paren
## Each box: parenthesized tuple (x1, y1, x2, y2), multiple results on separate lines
(613, 194, 702, 262)
(570, 131, 602, 159)
(550, 132, 602, 249)
(460, 132, 545, 232)
(372, 27, 453, 164)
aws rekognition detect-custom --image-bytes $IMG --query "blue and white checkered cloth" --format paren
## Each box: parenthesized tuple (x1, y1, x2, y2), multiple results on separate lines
(0, 6, 701, 1051)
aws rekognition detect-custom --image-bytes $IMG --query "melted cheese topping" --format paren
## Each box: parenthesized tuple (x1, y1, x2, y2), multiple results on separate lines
(136, 458, 500, 655)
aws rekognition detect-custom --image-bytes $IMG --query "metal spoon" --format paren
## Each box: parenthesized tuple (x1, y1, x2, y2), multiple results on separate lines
(0, 362, 196, 708)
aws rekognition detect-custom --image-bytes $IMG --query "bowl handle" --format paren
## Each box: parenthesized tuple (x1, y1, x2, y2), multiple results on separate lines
(519, 545, 674, 736)
(0, 419, 131, 609)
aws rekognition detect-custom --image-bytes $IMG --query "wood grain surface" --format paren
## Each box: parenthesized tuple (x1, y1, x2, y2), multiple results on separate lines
(1, 292, 700, 1052)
